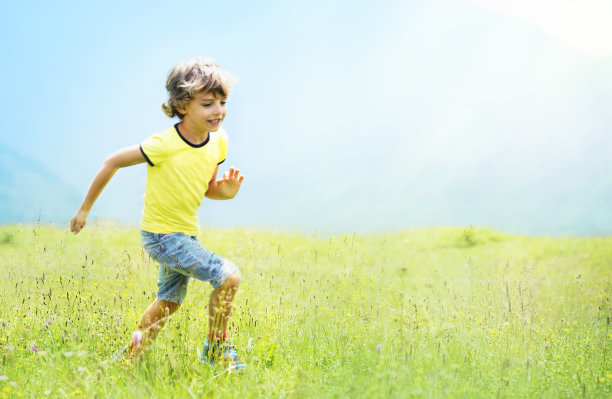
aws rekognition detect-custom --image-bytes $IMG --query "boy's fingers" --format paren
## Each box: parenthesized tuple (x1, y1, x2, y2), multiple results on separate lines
(233, 169, 241, 179)
(238, 175, 245, 183)
(70, 215, 86, 234)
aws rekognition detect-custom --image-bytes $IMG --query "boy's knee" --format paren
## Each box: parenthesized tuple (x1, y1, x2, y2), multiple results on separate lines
(226, 271, 241, 288)
(216, 260, 240, 291)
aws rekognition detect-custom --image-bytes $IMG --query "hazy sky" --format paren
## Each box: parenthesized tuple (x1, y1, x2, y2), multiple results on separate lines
(1, 0, 611, 235)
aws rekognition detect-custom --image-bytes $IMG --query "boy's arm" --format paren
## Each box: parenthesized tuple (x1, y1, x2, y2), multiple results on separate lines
(70, 145, 146, 234)
(205, 166, 245, 200)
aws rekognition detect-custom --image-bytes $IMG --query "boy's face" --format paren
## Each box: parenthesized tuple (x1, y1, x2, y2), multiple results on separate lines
(180, 91, 227, 133)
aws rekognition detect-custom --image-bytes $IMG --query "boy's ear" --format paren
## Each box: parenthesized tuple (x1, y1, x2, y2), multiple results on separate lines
(177, 104, 188, 115)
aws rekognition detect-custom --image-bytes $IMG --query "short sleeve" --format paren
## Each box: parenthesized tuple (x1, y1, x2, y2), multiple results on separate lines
(140, 134, 167, 166)
(217, 129, 229, 165)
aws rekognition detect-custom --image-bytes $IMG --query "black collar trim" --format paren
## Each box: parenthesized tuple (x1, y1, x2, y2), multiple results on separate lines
(174, 123, 210, 148)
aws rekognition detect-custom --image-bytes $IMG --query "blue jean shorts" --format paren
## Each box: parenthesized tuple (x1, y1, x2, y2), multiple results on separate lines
(141, 230, 239, 305)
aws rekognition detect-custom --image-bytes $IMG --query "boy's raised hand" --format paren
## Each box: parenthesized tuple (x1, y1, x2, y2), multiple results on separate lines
(217, 167, 245, 199)
(70, 210, 88, 234)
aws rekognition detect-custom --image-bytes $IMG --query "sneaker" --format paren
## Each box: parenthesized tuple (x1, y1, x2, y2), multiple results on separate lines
(111, 336, 140, 364)
(111, 343, 130, 363)
(201, 339, 247, 371)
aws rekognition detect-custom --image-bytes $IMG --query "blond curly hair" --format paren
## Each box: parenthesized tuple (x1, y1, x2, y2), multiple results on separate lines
(161, 57, 238, 119)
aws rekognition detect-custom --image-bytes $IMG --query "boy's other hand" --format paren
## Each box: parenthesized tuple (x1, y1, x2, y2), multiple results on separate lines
(70, 210, 89, 234)
(217, 167, 245, 199)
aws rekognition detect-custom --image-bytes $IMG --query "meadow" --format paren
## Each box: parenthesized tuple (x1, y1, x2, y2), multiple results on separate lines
(0, 223, 610, 398)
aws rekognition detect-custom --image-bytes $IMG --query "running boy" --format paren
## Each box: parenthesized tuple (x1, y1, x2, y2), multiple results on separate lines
(70, 57, 246, 369)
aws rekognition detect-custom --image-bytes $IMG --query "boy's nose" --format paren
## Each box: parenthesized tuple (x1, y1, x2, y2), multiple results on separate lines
(214, 104, 225, 115)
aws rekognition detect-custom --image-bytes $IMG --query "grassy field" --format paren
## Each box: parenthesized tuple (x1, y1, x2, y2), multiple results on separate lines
(0, 223, 610, 398)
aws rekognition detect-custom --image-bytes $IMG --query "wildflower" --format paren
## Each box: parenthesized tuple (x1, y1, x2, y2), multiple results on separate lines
(46, 318, 53, 324)
(31, 345, 38, 352)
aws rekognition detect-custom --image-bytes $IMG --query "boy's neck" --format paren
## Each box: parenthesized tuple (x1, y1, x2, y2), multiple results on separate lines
(177, 121, 209, 145)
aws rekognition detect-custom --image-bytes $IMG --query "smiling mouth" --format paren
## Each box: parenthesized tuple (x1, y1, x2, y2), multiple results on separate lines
(209, 119, 221, 124)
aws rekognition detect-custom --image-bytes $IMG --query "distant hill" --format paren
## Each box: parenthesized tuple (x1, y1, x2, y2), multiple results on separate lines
(0, 144, 81, 224)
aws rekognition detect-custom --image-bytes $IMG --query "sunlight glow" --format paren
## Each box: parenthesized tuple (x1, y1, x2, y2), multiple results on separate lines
(464, 0, 612, 56)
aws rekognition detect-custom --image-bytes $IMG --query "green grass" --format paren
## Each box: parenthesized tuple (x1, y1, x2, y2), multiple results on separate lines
(0, 223, 610, 398)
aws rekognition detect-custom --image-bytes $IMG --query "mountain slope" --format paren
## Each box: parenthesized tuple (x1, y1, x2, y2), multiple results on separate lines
(0, 144, 81, 224)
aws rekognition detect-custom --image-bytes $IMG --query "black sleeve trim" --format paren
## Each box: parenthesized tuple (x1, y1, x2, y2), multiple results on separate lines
(140, 145, 154, 166)
(217, 159, 225, 165)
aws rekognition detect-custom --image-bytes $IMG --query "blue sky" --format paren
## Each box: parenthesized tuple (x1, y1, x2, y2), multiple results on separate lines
(1, 0, 611, 235)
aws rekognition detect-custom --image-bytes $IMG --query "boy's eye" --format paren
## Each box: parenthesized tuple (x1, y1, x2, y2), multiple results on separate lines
(201, 102, 227, 107)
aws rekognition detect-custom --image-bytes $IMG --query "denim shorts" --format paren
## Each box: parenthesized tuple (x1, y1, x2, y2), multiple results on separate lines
(141, 230, 239, 305)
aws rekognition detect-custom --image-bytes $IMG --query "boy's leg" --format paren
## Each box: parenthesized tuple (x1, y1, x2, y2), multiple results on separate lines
(132, 299, 180, 352)
(208, 272, 240, 342)
(204, 271, 246, 370)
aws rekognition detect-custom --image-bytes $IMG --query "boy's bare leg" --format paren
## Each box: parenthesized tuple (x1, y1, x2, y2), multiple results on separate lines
(209, 272, 240, 341)
(133, 299, 180, 353)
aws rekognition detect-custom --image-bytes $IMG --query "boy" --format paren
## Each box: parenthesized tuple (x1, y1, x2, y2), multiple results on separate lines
(70, 57, 246, 370)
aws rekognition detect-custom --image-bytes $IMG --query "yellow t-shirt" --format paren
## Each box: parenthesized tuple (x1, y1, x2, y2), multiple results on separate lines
(139, 124, 228, 236)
